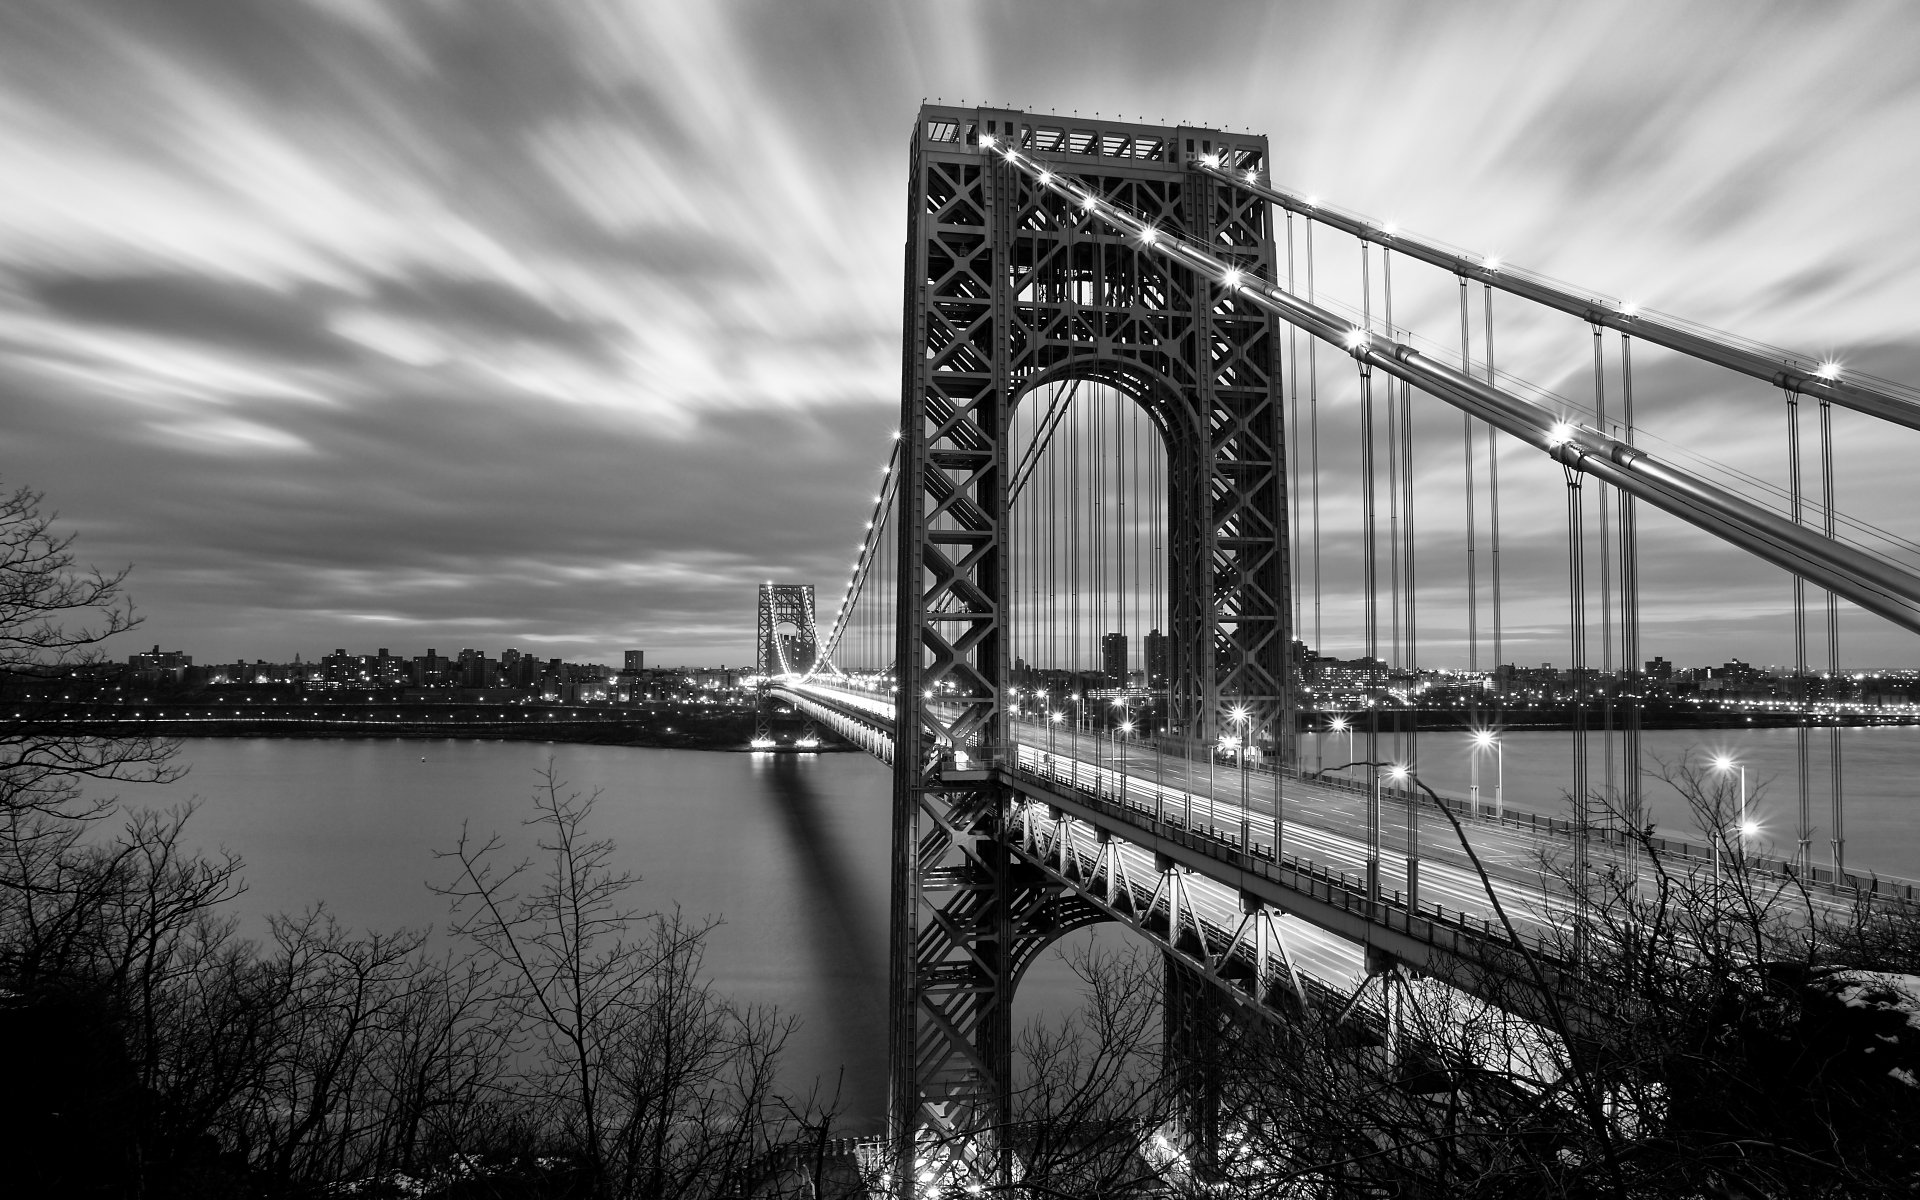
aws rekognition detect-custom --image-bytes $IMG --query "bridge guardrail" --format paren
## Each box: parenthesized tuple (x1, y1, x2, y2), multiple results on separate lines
(1007, 752, 1563, 966)
(1112, 732, 1920, 903)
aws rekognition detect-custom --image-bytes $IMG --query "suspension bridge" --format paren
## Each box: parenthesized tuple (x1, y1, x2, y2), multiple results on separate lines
(763, 104, 1920, 1194)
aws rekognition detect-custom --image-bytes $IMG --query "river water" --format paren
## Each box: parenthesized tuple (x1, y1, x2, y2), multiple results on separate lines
(83, 739, 1088, 1133)
(83, 728, 1920, 1132)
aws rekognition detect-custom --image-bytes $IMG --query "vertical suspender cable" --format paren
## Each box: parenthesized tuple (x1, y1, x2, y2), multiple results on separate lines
(1071, 389, 1081, 708)
(1620, 335, 1642, 847)
(1389, 249, 1419, 910)
(1459, 278, 1479, 679)
(1461, 278, 1484, 814)
(1564, 461, 1590, 960)
(1787, 388, 1811, 870)
(1385, 254, 1403, 750)
(1307, 220, 1323, 707)
(1821, 398, 1845, 885)
(1114, 397, 1123, 693)
(1360, 355, 1382, 913)
(1485, 285, 1504, 689)
(1593, 327, 1616, 833)
(1287, 213, 1303, 662)
(1360, 243, 1382, 912)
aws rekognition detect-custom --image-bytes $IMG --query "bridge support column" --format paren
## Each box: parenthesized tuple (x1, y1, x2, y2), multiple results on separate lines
(1163, 956, 1233, 1179)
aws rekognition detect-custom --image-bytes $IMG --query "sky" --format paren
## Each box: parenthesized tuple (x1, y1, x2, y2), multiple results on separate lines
(2, 0, 1918, 669)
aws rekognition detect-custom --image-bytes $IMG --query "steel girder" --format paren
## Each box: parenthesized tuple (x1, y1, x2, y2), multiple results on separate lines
(891, 105, 1291, 1191)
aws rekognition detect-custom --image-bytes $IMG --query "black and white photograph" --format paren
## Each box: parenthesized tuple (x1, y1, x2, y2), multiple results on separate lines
(3, 2, 1918, 1196)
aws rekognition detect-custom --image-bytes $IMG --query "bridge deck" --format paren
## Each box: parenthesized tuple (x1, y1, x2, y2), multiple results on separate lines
(777, 680, 1906, 1009)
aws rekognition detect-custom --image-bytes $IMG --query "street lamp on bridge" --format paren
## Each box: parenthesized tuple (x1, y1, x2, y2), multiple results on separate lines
(1471, 728, 1504, 817)
(1329, 715, 1355, 781)
(1710, 753, 1756, 884)
(1231, 705, 1252, 850)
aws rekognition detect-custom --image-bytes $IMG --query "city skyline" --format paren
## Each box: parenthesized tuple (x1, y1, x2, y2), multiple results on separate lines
(2, 2, 1917, 667)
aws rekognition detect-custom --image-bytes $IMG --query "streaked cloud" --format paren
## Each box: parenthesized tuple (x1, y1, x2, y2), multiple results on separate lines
(0, 0, 1914, 667)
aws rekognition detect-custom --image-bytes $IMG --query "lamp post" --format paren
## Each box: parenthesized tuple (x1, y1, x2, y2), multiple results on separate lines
(1710, 754, 1752, 882)
(1329, 716, 1355, 782)
(1207, 728, 1220, 836)
(1048, 709, 1062, 759)
(1472, 729, 1504, 817)
(1118, 719, 1134, 807)
(1232, 705, 1252, 851)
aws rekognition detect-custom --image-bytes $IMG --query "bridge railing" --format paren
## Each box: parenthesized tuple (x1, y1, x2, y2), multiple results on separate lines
(1006, 748, 1561, 962)
(1098, 728, 1920, 903)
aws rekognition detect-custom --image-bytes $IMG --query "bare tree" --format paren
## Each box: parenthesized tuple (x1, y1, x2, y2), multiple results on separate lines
(433, 762, 824, 1199)
(0, 480, 180, 822)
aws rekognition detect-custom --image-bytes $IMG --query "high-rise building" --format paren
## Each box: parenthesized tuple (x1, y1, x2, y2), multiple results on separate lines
(1145, 629, 1168, 689)
(1101, 632, 1128, 684)
(624, 650, 645, 672)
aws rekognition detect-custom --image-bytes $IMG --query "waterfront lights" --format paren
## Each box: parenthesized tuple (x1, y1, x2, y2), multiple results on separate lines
(1330, 716, 1348, 732)
(1473, 729, 1496, 748)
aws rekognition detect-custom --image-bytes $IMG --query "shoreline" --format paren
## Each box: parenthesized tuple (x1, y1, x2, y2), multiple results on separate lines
(17, 710, 860, 753)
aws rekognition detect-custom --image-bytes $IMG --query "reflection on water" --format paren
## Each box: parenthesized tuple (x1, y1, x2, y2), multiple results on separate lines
(88, 726, 1920, 1133)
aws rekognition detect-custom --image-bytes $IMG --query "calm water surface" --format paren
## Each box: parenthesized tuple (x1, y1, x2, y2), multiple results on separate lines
(87, 739, 1095, 1133)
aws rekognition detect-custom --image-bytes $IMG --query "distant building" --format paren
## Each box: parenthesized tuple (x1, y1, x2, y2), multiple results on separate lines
(1145, 629, 1168, 689)
(625, 650, 645, 672)
(1101, 632, 1128, 684)
(128, 645, 192, 684)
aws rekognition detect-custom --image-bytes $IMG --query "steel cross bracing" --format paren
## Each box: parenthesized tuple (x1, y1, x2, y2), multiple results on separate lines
(889, 104, 1291, 1183)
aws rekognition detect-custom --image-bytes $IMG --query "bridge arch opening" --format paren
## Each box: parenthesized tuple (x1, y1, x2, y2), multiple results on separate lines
(1008, 372, 1189, 757)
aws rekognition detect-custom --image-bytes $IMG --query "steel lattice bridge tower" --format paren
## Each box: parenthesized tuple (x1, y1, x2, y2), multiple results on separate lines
(757, 582, 818, 676)
(764, 103, 1920, 1196)
(892, 106, 1285, 1182)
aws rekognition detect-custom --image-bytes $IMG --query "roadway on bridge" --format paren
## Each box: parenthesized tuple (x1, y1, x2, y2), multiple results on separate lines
(1012, 719, 1574, 928)
(783, 682, 1691, 1000)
